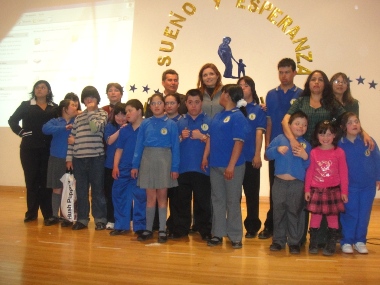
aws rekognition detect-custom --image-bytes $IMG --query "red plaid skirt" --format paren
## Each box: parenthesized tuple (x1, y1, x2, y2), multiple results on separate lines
(306, 185, 345, 215)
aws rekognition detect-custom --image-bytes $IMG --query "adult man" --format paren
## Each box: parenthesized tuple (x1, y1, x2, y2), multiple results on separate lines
(145, 69, 187, 118)
(170, 89, 212, 240)
(259, 58, 302, 239)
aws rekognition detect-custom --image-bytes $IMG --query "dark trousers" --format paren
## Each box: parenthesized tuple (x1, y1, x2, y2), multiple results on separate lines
(173, 172, 212, 236)
(20, 147, 52, 219)
(263, 160, 275, 231)
(104, 167, 115, 223)
(242, 162, 262, 233)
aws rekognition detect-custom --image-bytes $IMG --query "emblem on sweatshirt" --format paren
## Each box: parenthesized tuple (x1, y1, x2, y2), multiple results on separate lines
(248, 113, 256, 120)
(161, 128, 168, 135)
(201, 124, 209, 131)
(365, 148, 370, 156)
(223, 116, 230, 123)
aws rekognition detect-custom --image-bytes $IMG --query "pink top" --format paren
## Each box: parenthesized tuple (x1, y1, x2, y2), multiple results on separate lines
(305, 147, 348, 195)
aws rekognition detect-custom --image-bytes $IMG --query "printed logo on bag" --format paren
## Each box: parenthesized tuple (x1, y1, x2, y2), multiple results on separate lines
(161, 128, 168, 135)
(201, 123, 209, 131)
(249, 113, 256, 120)
(223, 116, 230, 123)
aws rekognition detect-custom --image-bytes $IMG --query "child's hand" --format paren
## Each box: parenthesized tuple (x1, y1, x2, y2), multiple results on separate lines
(66, 161, 73, 170)
(376, 181, 380, 191)
(68, 135, 75, 145)
(181, 128, 190, 140)
(293, 145, 308, 160)
(191, 129, 202, 140)
(277, 146, 289, 155)
(341, 194, 348, 203)
(86, 102, 97, 111)
(112, 167, 119, 180)
(171, 172, 179, 180)
(201, 158, 208, 172)
(66, 124, 73, 130)
(131, 169, 138, 179)
(252, 155, 262, 169)
(305, 192, 310, 201)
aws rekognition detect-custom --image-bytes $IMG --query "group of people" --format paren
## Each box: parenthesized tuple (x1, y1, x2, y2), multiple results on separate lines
(8, 58, 380, 254)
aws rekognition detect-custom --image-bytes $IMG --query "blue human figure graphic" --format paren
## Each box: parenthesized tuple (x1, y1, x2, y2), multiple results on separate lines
(218, 37, 238, 79)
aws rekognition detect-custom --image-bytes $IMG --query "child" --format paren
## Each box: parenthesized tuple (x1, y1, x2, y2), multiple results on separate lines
(104, 102, 127, 230)
(42, 97, 79, 226)
(305, 120, 348, 256)
(102, 83, 123, 122)
(338, 112, 380, 254)
(201, 84, 249, 249)
(111, 99, 146, 236)
(265, 111, 311, 254)
(131, 94, 180, 243)
(66, 86, 108, 230)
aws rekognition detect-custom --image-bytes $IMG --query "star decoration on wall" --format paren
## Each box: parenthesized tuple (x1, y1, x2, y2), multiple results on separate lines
(129, 84, 137, 92)
(142, 85, 150, 93)
(154, 88, 160, 93)
(356, 76, 365, 84)
(369, 80, 377, 89)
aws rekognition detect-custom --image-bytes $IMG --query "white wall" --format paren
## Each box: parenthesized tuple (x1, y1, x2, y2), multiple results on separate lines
(1, 0, 379, 198)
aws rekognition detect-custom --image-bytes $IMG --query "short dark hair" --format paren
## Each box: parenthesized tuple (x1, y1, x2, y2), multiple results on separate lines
(81, 86, 101, 104)
(126, 99, 144, 117)
(162, 69, 179, 82)
(57, 99, 72, 117)
(278, 58, 296, 71)
(289, 111, 308, 125)
(165, 93, 181, 104)
(237, 76, 259, 104)
(64, 92, 81, 110)
(111, 102, 127, 126)
(185, 89, 203, 101)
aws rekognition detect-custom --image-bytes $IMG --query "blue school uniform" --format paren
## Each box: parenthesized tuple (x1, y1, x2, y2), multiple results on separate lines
(42, 117, 75, 158)
(209, 108, 249, 167)
(177, 112, 212, 175)
(339, 135, 380, 245)
(112, 124, 146, 231)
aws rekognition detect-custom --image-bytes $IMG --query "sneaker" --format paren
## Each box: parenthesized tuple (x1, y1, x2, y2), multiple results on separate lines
(353, 242, 368, 254)
(95, 222, 106, 231)
(258, 228, 273, 239)
(61, 220, 73, 227)
(289, 244, 301, 254)
(341, 244, 353, 254)
(106, 222, 115, 230)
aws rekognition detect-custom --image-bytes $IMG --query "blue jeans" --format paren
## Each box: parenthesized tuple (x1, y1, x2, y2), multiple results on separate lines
(73, 156, 107, 225)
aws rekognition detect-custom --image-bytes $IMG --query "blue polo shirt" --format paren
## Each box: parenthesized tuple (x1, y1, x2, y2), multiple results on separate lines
(177, 112, 212, 175)
(104, 123, 120, 169)
(266, 85, 302, 141)
(243, 102, 267, 162)
(132, 115, 180, 172)
(42, 117, 75, 159)
(338, 135, 380, 188)
(116, 124, 139, 170)
(209, 108, 249, 167)
(265, 134, 311, 181)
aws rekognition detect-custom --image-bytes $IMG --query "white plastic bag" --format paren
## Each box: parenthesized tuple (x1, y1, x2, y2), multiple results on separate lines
(60, 172, 77, 222)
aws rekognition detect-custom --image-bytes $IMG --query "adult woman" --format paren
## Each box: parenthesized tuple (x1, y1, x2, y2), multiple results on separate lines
(8, 80, 57, 222)
(202, 84, 249, 249)
(197, 63, 224, 118)
(330, 72, 359, 115)
(237, 76, 266, 238)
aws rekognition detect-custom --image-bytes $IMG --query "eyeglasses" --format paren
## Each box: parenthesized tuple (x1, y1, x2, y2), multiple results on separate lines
(150, 101, 163, 106)
(333, 80, 348, 85)
(165, 101, 177, 106)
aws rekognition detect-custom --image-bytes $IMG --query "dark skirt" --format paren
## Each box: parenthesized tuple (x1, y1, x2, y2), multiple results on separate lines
(46, 156, 66, 189)
(138, 147, 178, 189)
(306, 185, 345, 215)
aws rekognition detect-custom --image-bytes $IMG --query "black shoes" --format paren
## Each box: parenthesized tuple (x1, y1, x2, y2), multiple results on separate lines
(24, 216, 37, 223)
(72, 222, 87, 230)
(201, 233, 212, 241)
(269, 243, 282, 251)
(245, 231, 257, 239)
(231, 241, 243, 249)
(61, 220, 73, 227)
(44, 217, 60, 226)
(258, 228, 273, 239)
(95, 222, 106, 231)
(158, 231, 168, 243)
(137, 230, 153, 241)
(289, 244, 301, 254)
(110, 229, 129, 236)
(168, 232, 188, 239)
(207, 236, 223, 246)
